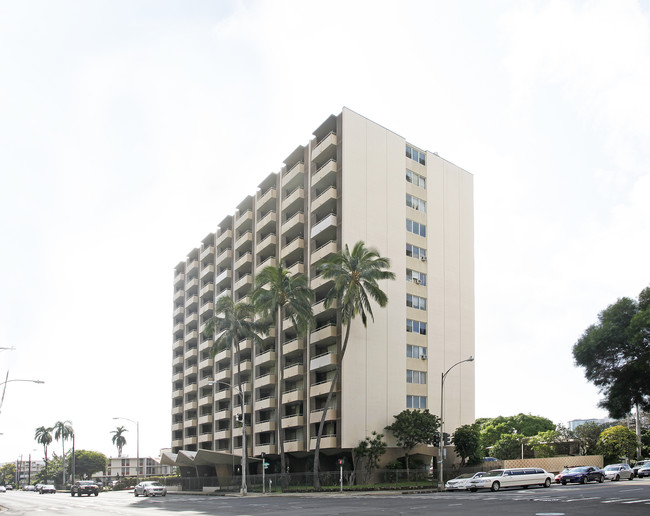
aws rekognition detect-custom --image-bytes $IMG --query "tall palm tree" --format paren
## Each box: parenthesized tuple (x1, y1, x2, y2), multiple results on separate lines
(53, 420, 73, 485)
(205, 296, 267, 495)
(251, 265, 314, 482)
(111, 426, 128, 457)
(312, 241, 394, 488)
(34, 426, 53, 481)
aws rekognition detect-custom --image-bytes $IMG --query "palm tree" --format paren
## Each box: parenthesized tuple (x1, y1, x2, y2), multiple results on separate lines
(34, 426, 53, 481)
(205, 296, 267, 495)
(312, 241, 395, 488)
(53, 420, 74, 486)
(111, 426, 128, 457)
(251, 265, 314, 483)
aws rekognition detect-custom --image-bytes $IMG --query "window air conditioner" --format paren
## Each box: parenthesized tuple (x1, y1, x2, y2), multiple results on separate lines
(420, 354, 427, 360)
(420, 256, 427, 262)
(413, 278, 421, 285)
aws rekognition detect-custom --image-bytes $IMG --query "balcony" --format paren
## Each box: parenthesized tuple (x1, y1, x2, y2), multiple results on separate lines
(234, 252, 252, 272)
(198, 433, 213, 444)
(255, 349, 275, 366)
(310, 323, 337, 344)
(234, 274, 252, 293)
(257, 187, 277, 212)
(283, 338, 304, 355)
(172, 371, 183, 383)
(199, 301, 214, 318)
(313, 298, 337, 316)
(184, 383, 198, 396)
(283, 363, 304, 380)
(216, 229, 232, 248)
(309, 407, 337, 425)
(173, 289, 184, 303)
(215, 408, 231, 421)
(185, 330, 199, 345)
(234, 359, 252, 375)
(172, 422, 183, 432)
(310, 379, 334, 397)
(215, 368, 230, 382)
(171, 405, 183, 416)
(235, 209, 253, 232)
(256, 233, 277, 257)
(184, 400, 198, 411)
(214, 429, 232, 440)
(311, 239, 337, 264)
(186, 295, 199, 311)
(281, 211, 304, 239)
(281, 236, 304, 261)
(286, 261, 305, 276)
(199, 393, 213, 406)
(257, 255, 277, 270)
(215, 249, 233, 268)
(216, 288, 231, 301)
(214, 348, 231, 363)
(173, 338, 184, 352)
(199, 282, 214, 299)
(309, 435, 336, 450)
(282, 414, 304, 428)
(172, 388, 183, 399)
(186, 277, 199, 295)
(174, 271, 185, 288)
(257, 210, 276, 231)
(173, 305, 185, 319)
(185, 364, 198, 376)
(283, 186, 304, 211)
(311, 213, 337, 239)
(173, 322, 184, 336)
(254, 396, 276, 411)
(215, 268, 232, 289)
(171, 438, 183, 448)
(311, 186, 337, 215)
(310, 351, 337, 371)
(255, 444, 277, 455)
(285, 440, 305, 453)
(310, 274, 333, 293)
(214, 389, 231, 401)
(200, 264, 215, 282)
(282, 389, 304, 404)
(199, 338, 213, 353)
(185, 311, 199, 327)
(312, 131, 337, 162)
(312, 158, 337, 191)
(282, 161, 304, 189)
(254, 373, 276, 388)
(200, 245, 214, 262)
(186, 260, 199, 276)
(172, 355, 183, 367)
(183, 417, 198, 429)
(198, 358, 213, 374)
(255, 420, 276, 433)
(234, 231, 253, 252)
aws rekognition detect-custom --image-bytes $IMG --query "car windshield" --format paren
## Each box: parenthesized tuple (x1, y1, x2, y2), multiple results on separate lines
(78, 481, 94, 485)
(452, 474, 474, 480)
(569, 467, 588, 473)
(604, 466, 620, 471)
(149, 482, 163, 486)
(483, 470, 504, 477)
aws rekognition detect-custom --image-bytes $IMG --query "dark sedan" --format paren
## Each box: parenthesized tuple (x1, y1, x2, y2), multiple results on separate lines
(560, 466, 604, 484)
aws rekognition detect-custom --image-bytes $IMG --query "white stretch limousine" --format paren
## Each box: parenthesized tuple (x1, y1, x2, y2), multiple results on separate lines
(467, 468, 554, 492)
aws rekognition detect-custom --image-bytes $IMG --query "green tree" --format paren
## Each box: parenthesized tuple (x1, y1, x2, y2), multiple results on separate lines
(385, 409, 440, 478)
(491, 433, 522, 460)
(598, 425, 637, 463)
(53, 420, 73, 485)
(72, 450, 107, 479)
(452, 424, 481, 466)
(205, 296, 267, 494)
(34, 426, 53, 480)
(312, 241, 395, 489)
(352, 431, 387, 484)
(573, 289, 650, 419)
(477, 414, 555, 452)
(251, 265, 313, 481)
(527, 430, 558, 458)
(0, 463, 16, 485)
(574, 421, 605, 455)
(111, 426, 128, 457)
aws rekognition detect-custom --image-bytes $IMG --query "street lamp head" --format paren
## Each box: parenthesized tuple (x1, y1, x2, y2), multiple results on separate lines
(467, 356, 474, 362)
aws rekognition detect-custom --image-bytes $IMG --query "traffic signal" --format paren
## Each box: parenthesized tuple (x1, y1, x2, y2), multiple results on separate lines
(337, 458, 344, 467)
(443, 432, 451, 445)
(433, 434, 440, 447)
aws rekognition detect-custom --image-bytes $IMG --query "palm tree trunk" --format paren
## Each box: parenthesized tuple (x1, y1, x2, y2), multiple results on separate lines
(313, 320, 351, 489)
(277, 304, 287, 489)
(236, 338, 247, 495)
(62, 442, 66, 486)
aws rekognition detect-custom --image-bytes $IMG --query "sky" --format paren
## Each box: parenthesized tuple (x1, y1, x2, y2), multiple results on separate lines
(1, 0, 649, 465)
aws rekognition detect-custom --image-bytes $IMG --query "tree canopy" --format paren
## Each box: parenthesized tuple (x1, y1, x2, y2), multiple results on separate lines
(598, 425, 637, 463)
(73, 450, 107, 479)
(452, 424, 481, 466)
(478, 414, 555, 452)
(385, 409, 439, 474)
(573, 285, 650, 418)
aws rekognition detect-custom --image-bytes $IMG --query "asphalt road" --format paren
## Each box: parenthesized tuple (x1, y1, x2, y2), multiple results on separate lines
(1, 479, 650, 516)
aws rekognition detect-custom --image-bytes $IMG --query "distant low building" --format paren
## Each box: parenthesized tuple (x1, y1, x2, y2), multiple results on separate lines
(93, 456, 173, 480)
(568, 418, 613, 431)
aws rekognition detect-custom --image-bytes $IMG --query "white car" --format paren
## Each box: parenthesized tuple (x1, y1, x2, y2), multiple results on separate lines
(445, 472, 485, 491)
(467, 468, 554, 492)
(0, 486, 6, 493)
(134, 481, 167, 497)
(603, 464, 634, 481)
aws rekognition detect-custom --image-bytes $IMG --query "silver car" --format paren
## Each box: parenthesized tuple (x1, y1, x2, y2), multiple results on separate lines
(445, 472, 485, 491)
(603, 464, 634, 481)
(134, 481, 167, 497)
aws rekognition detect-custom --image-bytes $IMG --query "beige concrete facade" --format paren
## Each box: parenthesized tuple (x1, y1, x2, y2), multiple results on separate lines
(172, 108, 474, 464)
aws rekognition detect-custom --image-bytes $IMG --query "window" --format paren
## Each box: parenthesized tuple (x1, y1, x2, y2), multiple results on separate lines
(406, 169, 426, 189)
(406, 269, 427, 285)
(407, 370, 427, 384)
(406, 194, 426, 213)
(407, 344, 427, 358)
(406, 219, 426, 237)
(407, 395, 427, 409)
(407, 294, 427, 310)
(406, 145, 426, 165)
(407, 319, 427, 335)
(406, 243, 426, 260)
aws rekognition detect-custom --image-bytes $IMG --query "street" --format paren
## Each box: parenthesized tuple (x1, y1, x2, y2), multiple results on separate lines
(1, 479, 650, 516)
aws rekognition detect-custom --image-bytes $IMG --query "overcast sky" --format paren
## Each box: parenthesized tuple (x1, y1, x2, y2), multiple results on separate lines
(1, 0, 649, 465)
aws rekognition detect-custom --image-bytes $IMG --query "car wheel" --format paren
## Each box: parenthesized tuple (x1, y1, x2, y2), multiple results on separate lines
(78, 492, 82, 497)
(134, 491, 139, 497)
(615, 475, 620, 481)
(628, 474, 634, 481)
(598, 475, 603, 483)
(71, 492, 75, 496)
(491, 482, 500, 492)
(94, 492, 99, 496)
(162, 493, 166, 497)
(561, 480, 567, 485)
(580, 476, 586, 484)
(470, 488, 477, 492)
(544, 478, 551, 488)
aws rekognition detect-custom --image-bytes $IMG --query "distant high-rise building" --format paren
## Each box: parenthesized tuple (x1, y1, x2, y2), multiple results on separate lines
(171, 108, 475, 470)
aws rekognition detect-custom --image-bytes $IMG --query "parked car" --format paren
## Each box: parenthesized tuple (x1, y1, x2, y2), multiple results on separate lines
(39, 485, 56, 494)
(603, 464, 634, 481)
(22, 485, 35, 491)
(554, 468, 570, 484)
(560, 466, 603, 484)
(636, 464, 650, 478)
(70, 480, 99, 496)
(0, 486, 6, 493)
(5, 485, 13, 491)
(632, 460, 650, 477)
(34, 484, 43, 492)
(445, 472, 485, 491)
(467, 468, 553, 492)
(133, 481, 167, 497)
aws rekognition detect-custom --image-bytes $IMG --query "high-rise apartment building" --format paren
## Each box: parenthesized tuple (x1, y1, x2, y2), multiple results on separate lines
(171, 108, 474, 469)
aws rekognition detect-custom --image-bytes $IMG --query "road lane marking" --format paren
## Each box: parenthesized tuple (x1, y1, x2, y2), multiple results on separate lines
(602, 498, 637, 503)
(622, 499, 650, 504)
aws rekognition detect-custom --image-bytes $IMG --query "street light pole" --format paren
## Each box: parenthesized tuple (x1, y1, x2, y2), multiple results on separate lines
(113, 417, 140, 483)
(0, 377, 45, 416)
(438, 356, 474, 492)
(209, 380, 247, 495)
